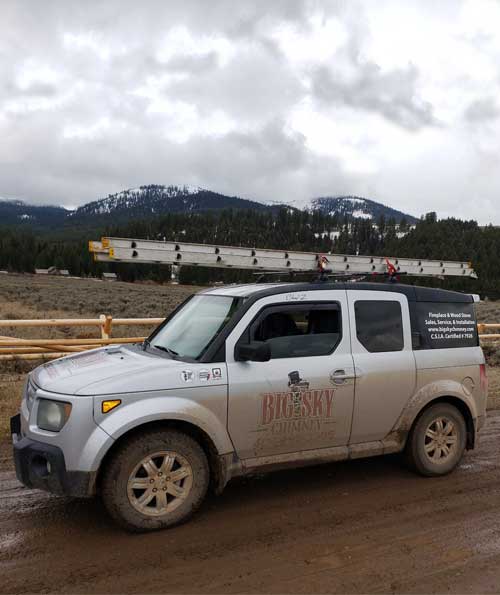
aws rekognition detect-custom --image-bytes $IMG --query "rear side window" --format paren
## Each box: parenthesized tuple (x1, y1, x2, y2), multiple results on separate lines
(355, 300, 404, 353)
(415, 302, 478, 349)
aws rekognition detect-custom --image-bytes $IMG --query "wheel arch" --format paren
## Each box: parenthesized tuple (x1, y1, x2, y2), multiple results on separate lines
(95, 419, 230, 495)
(409, 396, 475, 450)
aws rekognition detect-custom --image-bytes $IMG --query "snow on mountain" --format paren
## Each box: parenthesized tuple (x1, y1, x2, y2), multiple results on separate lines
(70, 184, 271, 221)
(72, 185, 204, 217)
(307, 196, 418, 224)
(351, 210, 373, 219)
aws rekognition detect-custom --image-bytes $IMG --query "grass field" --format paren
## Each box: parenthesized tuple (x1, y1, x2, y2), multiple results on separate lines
(0, 273, 499, 437)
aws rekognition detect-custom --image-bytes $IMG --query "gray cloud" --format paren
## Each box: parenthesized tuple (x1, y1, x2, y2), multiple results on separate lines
(311, 62, 436, 131)
(16, 82, 59, 97)
(464, 97, 500, 122)
(163, 52, 219, 74)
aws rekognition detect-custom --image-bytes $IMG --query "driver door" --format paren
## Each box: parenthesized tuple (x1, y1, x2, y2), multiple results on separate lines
(225, 290, 355, 460)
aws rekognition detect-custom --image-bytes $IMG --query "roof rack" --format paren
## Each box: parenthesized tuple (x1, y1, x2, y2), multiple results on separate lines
(89, 237, 478, 280)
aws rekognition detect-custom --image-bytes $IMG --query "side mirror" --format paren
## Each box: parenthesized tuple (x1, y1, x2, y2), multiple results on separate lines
(235, 342, 271, 362)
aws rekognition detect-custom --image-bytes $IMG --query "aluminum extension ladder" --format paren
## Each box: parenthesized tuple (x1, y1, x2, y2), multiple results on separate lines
(89, 237, 478, 279)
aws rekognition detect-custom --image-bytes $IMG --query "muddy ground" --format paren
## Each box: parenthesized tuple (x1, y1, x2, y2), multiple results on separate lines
(1, 412, 500, 594)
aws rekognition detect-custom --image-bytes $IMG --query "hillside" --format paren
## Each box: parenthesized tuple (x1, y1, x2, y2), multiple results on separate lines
(0, 199, 68, 228)
(70, 184, 272, 223)
(309, 196, 419, 224)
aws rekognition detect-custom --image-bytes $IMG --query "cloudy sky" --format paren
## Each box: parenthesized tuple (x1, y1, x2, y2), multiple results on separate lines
(1, 0, 500, 223)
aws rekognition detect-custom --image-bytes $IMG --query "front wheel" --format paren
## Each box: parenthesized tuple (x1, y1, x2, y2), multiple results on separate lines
(406, 403, 467, 476)
(101, 430, 209, 532)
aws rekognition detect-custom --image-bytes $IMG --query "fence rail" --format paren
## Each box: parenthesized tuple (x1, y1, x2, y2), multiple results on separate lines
(477, 324, 500, 341)
(0, 315, 165, 361)
(0, 317, 499, 362)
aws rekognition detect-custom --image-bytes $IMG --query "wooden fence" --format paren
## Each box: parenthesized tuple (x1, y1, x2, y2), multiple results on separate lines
(0, 316, 164, 361)
(0, 317, 499, 362)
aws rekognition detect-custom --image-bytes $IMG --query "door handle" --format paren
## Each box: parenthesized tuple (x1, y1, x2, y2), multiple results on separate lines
(332, 369, 355, 378)
(331, 369, 355, 384)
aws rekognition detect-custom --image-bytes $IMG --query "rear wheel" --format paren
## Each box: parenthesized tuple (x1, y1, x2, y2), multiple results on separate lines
(406, 403, 467, 476)
(101, 430, 209, 532)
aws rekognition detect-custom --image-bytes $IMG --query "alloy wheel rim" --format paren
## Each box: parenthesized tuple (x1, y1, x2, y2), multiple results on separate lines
(127, 450, 193, 516)
(424, 417, 458, 464)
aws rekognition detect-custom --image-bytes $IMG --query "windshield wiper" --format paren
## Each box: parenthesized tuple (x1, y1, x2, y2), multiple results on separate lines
(152, 344, 179, 358)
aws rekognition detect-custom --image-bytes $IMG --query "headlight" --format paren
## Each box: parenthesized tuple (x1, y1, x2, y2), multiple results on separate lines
(26, 380, 36, 411)
(37, 399, 72, 432)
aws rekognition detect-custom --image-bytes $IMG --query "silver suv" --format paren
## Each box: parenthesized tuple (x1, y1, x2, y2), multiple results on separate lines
(11, 282, 487, 531)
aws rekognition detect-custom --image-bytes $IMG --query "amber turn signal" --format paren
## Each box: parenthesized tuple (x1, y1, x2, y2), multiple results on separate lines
(102, 399, 121, 414)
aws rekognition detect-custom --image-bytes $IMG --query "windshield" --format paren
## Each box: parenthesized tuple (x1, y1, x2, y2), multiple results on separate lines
(149, 295, 241, 360)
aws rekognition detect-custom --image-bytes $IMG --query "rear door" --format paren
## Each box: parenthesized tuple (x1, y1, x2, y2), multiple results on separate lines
(347, 290, 416, 443)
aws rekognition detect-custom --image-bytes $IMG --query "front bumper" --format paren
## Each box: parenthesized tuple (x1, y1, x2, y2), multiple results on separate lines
(11, 414, 95, 498)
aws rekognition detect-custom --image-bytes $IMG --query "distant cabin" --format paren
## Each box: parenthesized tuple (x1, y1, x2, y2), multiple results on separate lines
(102, 272, 118, 281)
(35, 267, 70, 276)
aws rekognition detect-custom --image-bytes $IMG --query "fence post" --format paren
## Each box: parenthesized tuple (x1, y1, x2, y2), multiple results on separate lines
(99, 315, 108, 340)
(104, 315, 113, 338)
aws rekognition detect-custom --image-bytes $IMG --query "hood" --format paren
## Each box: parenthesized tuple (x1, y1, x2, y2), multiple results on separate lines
(32, 346, 227, 396)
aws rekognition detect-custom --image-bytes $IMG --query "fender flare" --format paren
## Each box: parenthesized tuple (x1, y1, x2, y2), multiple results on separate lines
(91, 395, 234, 469)
(384, 379, 479, 449)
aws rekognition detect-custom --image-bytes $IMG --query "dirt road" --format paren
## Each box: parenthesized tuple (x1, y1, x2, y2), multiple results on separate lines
(2, 415, 500, 594)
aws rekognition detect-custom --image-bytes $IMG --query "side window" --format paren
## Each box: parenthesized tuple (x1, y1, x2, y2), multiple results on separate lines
(355, 300, 404, 353)
(239, 304, 342, 359)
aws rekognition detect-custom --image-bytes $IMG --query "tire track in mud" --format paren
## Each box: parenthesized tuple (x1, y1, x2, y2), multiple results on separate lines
(2, 413, 500, 593)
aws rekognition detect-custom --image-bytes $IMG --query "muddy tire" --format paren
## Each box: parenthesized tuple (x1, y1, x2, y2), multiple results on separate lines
(101, 430, 209, 532)
(406, 403, 467, 477)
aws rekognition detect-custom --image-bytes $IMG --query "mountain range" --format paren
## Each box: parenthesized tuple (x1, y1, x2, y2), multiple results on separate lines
(0, 185, 419, 230)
